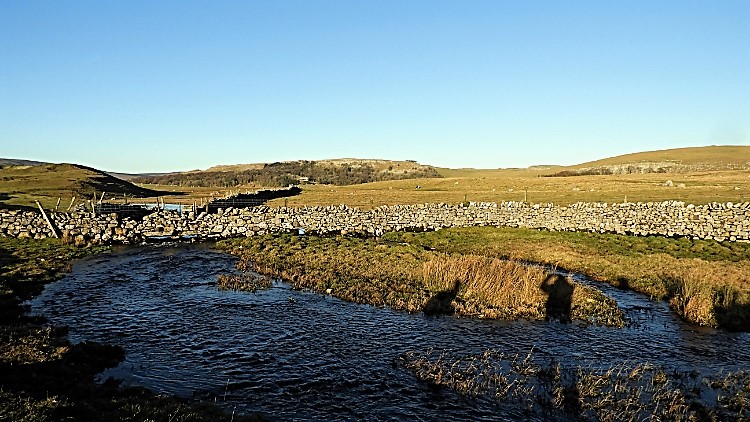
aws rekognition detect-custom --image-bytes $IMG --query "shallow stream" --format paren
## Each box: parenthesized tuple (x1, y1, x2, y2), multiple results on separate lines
(30, 244, 750, 420)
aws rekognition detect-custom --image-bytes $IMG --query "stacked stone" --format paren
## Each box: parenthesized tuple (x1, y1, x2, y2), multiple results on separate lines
(1, 200, 749, 244)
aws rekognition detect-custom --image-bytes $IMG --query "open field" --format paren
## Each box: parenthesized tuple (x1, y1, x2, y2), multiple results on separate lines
(8, 169, 748, 212)
(2, 146, 748, 211)
(261, 170, 750, 209)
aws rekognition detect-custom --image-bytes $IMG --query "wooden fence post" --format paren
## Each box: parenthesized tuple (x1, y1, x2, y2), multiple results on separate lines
(36, 201, 60, 238)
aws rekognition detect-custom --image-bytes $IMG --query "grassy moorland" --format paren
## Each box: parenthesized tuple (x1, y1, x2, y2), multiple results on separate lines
(132, 158, 442, 188)
(569, 145, 750, 170)
(4, 146, 749, 210)
(0, 163, 173, 211)
(385, 227, 750, 330)
(0, 237, 262, 421)
(263, 168, 750, 209)
(258, 146, 750, 208)
(216, 234, 625, 327)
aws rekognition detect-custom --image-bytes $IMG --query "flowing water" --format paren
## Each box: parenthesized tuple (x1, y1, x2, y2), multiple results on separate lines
(30, 244, 750, 420)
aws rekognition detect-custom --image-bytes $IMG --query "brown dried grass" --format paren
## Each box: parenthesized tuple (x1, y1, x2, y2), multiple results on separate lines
(388, 227, 750, 329)
(219, 236, 624, 325)
(422, 254, 547, 319)
(400, 347, 746, 420)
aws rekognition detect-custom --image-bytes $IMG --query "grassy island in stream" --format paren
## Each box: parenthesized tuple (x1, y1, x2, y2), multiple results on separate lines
(383, 227, 750, 330)
(217, 234, 626, 327)
(0, 237, 263, 421)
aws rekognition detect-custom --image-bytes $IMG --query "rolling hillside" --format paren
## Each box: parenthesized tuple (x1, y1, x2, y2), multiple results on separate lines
(0, 163, 171, 210)
(0, 158, 48, 168)
(574, 145, 750, 168)
(132, 159, 442, 188)
(549, 145, 750, 176)
(2, 145, 748, 209)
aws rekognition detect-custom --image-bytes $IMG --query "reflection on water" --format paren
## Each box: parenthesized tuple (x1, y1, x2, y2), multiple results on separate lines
(30, 245, 750, 421)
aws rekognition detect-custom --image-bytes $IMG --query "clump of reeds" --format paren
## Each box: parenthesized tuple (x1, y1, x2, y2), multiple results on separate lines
(217, 235, 624, 326)
(421, 254, 625, 325)
(399, 348, 749, 420)
(422, 254, 547, 320)
(385, 227, 750, 330)
(216, 273, 272, 292)
(662, 262, 750, 329)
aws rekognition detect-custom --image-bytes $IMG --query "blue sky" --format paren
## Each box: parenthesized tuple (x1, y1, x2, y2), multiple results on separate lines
(1, 1, 748, 173)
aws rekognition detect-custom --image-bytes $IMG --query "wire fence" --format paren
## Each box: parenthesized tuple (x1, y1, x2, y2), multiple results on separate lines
(91, 188, 300, 217)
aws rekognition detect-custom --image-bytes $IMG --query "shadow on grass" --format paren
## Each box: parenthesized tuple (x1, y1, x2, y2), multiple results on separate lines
(541, 274, 573, 323)
(0, 193, 36, 212)
(423, 280, 461, 316)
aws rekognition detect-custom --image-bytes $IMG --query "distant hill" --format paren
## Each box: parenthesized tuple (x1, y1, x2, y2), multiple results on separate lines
(548, 145, 750, 177)
(0, 163, 173, 210)
(0, 158, 48, 168)
(132, 158, 442, 188)
(106, 171, 171, 181)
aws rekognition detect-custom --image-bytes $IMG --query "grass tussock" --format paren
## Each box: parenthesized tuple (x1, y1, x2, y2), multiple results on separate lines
(216, 273, 272, 293)
(218, 235, 624, 326)
(423, 255, 545, 312)
(399, 348, 747, 420)
(388, 227, 750, 330)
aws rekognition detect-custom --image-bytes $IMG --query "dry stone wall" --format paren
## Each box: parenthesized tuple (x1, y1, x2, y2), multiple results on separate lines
(1, 201, 749, 245)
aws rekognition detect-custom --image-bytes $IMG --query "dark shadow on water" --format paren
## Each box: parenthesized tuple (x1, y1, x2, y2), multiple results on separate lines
(423, 281, 460, 316)
(541, 274, 573, 323)
(715, 299, 750, 332)
(614, 276, 630, 290)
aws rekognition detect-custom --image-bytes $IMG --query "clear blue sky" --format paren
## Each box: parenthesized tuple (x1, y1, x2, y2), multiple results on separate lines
(2, 1, 748, 173)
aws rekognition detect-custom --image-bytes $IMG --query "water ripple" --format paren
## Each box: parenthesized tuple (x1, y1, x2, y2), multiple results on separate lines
(30, 244, 750, 420)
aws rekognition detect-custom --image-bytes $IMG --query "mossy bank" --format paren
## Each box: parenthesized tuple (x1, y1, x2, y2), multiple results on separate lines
(217, 234, 625, 327)
(385, 226, 750, 330)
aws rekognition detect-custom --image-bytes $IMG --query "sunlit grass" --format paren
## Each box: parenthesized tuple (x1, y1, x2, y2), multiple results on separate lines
(218, 234, 624, 325)
(387, 227, 750, 329)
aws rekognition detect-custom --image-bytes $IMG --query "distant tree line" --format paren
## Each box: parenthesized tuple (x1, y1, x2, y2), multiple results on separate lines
(132, 161, 442, 187)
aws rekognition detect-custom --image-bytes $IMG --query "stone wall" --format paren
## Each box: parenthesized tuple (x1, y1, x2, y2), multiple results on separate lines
(1, 201, 749, 245)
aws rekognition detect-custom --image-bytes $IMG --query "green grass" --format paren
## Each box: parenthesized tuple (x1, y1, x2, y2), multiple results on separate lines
(384, 227, 750, 329)
(388, 227, 750, 262)
(217, 234, 625, 326)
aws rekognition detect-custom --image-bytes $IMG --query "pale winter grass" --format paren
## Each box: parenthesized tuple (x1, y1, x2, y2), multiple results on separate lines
(389, 227, 750, 329)
(220, 236, 624, 325)
(422, 254, 624, 325)
(422, 254, 547, 319)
